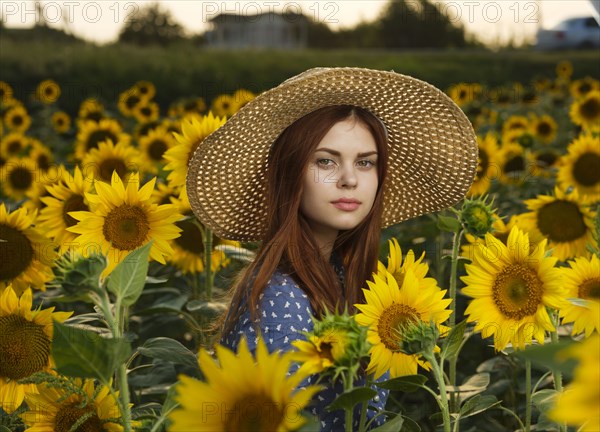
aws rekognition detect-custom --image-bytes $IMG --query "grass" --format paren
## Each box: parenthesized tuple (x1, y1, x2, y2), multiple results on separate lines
(1, 39, 599, 114)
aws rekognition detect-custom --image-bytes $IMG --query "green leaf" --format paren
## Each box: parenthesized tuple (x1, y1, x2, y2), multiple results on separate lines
(437, 215, 461, 233)
(106, 241, 152, 306)
(326, 387, 378, 412)
(532, 389, 558, 414)
(52, 321, 131, 382)
(186, 300, 227, 319)
(514, 340, 578, 377)
(369, 412, 405, 431)
(375, 374, 428, 392)
(138, 337, 199, 369)
(458, 394, 500, 419)
(441, 319, 467, 360)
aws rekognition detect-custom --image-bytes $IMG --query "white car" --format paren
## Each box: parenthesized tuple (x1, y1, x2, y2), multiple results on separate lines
(535, 16, 600, 49)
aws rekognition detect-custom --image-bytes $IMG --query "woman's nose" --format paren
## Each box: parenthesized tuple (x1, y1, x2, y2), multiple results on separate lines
(337, 164, 358, 188)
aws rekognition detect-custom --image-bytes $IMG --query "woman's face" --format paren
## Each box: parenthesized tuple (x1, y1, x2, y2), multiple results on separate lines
(300, 117, 379, 249)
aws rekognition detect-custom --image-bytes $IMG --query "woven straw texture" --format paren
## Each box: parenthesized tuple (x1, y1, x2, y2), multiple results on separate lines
(187, 67, 478, 241)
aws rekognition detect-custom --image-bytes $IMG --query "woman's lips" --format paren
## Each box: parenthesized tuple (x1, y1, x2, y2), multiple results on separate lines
(331, 199, 360, 211)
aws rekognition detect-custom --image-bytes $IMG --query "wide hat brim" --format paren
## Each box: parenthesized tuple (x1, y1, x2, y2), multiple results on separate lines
(187, 67, 478, 241)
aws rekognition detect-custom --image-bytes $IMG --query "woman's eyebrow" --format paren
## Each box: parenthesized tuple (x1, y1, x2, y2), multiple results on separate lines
(315, 148, 378, 158)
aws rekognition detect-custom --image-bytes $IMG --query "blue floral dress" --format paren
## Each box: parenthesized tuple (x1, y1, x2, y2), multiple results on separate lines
(221, 252, 389, 431)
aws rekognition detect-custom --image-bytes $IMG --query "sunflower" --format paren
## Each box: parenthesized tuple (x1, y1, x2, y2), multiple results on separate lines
(38, 165, 92, 250)
(519, 187, 596, 261)
(169, 97, 207, 118)
(530, 114, 558, 144)
(468, 133, 500, 196)
(447, 83, 480, 107)
(22, 165, 62, 213)
(0, 81, 13, 103)
(211, 94, 236, 117)
(164, 112, 226, 188)
(28, 138, 54, 173)
(118, 88, 144, 117)
(231, 88, 256, 113)
(291, 327, 350, 375)
(75, 118, 130, 161)
(36, 79, 61, 104)
(81, 138, 143, 184)
(559, 255, 600, 338)
(548, 335, 600, 431)
(570, 77, 600, 99)
(556, 60, 573, 80)
(67, 171, 183, 279)
(461, 226, 566, 351)
(502, 115, 529, 136)
(169, 336, 320, 432)
(497, 142, 529, 185)
(4, 104, 31, 133)
(557, 133, 600, 201)
(0, 132, 30, 159)
(355, 268, 451, 379)
(151, 180, 180, 205)
(570, 90, 600, 132)
(0, 204, 57, 293)
(52, 111, 71, 133)
(134, 80, 156, 99)
(21, 378, 126, 431)
(133, 101, 160, 123)
(138, 126, 176, 174)
(78, 98, 105, 124)
(0, 157, 39, 201)
(0, 285, 71, 413)
(378, 237, 432, 285)
(529, 149, 561, 178)
(168, 193, 239, 274)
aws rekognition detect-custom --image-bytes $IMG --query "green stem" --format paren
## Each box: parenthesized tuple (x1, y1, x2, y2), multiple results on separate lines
(428, 355, 452, 432)
(448, 229, 464, 412)
(204, 228, 214, 300)
(550, 312, 566, 432)
(525, 359, 531, 432)
(342, 372, 354, 432)
(497, 405, 526, 431)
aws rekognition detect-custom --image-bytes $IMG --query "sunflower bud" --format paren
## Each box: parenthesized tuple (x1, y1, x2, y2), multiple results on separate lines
(459, 196, 497, 237)
(48, 251, 106, 299)
(398, 320, 439, 357)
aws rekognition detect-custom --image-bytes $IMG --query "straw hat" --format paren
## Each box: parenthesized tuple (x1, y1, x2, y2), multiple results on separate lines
(187, 67, 478, 242)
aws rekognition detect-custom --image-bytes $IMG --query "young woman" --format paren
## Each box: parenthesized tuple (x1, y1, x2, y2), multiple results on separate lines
(186, 67, 478, 430)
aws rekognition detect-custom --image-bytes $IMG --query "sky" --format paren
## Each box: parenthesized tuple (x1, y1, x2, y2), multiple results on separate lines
(1, 1, 599, 46)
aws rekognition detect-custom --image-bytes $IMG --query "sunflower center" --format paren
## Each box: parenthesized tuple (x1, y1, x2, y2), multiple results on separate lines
(174, 218, 204, 254)
(0, 315, 50, 380)
(224, 393, 285, 432)
(87, 130, 118, 150)
(579, 83, 592, 94)
(125, 95, 141, 109)
(37, 154, 51, 171)
(84, 112, 103, 123)
(12, 115, 24, 126)
(504, 155, 525, 174)
(0, 224, 34, 281)
(476, 149, 489, 180)
(318, 342, 335, 363)
(537, 122, 552, 136)
(99, 158, 128, 182)
(63, 194, 89, 227)
(140, 106, 152, 117)
(377, 303, 418, 351)
(55, 403, 103, 432)
(579, 98, 600, 120)
(492, 264, 543, 320)
(579, 278, 600, 300)
(103, 205, 150, 251)
(148, 139, 168, 161)
(7, 140, 22, 155)
(537, 152, 558, 167)
(537, 200, 587, 242)
(573, 152, 600, 187)
(9, 166, 33, 191)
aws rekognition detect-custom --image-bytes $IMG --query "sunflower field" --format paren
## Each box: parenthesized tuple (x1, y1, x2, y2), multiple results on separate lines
(0, 58, 599, 432)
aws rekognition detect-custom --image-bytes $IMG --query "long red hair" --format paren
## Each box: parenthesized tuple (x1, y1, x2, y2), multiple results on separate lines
(220, 105, 389, 338)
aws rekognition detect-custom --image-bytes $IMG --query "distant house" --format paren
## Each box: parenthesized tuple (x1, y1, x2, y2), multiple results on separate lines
(205, 12, 308, 49)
